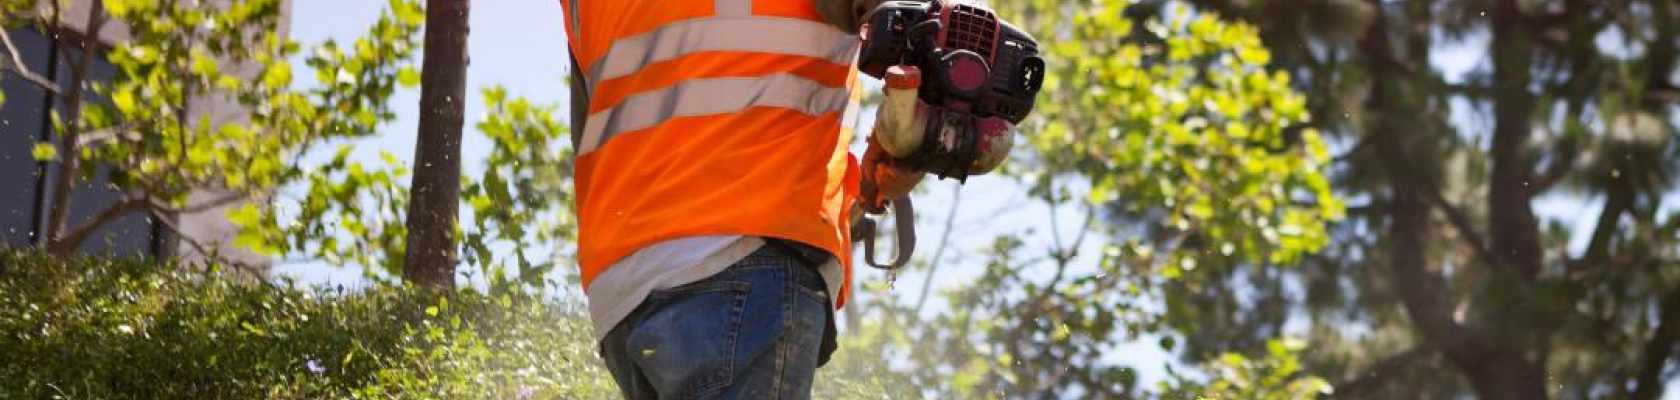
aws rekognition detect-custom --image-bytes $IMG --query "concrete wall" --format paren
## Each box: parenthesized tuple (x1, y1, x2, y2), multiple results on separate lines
(169, 1, 292, 272)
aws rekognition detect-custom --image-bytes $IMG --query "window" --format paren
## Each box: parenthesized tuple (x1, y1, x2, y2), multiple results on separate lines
(0, 28, 51, 248)
(1, 27, 159, 257)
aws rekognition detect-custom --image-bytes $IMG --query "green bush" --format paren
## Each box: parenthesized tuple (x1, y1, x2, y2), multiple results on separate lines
(0, 250, 617, 399)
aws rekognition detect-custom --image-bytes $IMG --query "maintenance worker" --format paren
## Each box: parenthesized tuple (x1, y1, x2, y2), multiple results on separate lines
(559, 0, 929, 398)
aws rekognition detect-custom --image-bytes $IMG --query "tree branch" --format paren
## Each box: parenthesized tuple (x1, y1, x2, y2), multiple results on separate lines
(1361, 0, 1481, 359)
(1047, 184, 1067, 265)
(0, 28, 60, 94)
(150, 191, 248, 215)
(1067, 207, 1096, 259)
(1528, 136, 1579, 194)
(1331, 346, 1435, 399)
(40, 188, 241, 257)
(1422, 188, 1497, 267)
(1630, 287, 1680, 400)
(1569, 181, 1633, 276)
(1332, 134, 1374, 164)
(43, 0, 107, 248)
(46, 195, 147, 255)
(914, 185, 961, 315)
(72, 126, 138, 147)
(145, 206, 265, 278)
(1443, 82, 1494, 99)
(1570, 0, 1677, 277)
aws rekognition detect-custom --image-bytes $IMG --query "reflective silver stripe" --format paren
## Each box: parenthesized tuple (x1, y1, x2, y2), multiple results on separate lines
(579, 73, 852, 155)
(589, 17, 857, 84)
(715, 0, 751, 17)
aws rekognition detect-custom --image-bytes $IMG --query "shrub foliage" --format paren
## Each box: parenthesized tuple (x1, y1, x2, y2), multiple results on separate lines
(0, 250, 617, 399)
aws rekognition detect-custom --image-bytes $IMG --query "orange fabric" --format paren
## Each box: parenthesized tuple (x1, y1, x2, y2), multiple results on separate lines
(590, 52, 852, 114)
(751, 0, 824, 20)
(560, 0, 860, 308)
(573, 108, 859, 308)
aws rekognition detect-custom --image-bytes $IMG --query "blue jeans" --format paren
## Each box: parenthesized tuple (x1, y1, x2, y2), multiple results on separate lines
(599, 242, 834, 400)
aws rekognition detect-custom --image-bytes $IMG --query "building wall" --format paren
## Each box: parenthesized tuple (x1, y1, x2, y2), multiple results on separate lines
(167, 0, 291, 271)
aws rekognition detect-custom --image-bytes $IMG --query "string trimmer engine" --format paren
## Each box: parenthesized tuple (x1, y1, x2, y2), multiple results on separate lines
(850, 1, 1045, 271)
(858, 0, 1045, 181)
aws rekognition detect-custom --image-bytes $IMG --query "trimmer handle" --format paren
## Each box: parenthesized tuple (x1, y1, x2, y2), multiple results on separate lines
(854, 195, 916, 270)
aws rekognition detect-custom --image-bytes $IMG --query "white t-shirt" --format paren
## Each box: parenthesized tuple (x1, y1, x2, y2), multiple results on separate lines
(585, 235, 844, 340)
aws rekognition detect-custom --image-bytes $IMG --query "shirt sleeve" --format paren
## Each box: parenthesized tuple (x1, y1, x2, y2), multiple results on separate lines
(813, 0, 892, 32)
(569, 53, 589, 150)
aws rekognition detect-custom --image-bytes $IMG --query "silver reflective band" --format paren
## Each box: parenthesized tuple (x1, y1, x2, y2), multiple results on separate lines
(589, 17, 857, 85)
(579, 73, 852, 155)
(715, 0, 752, 17)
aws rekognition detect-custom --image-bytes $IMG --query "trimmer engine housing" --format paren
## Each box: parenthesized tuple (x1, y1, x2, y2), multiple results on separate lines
(858, 0, 1045, 124)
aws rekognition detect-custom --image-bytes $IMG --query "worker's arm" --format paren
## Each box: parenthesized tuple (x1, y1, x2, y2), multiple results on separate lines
(569, 54, 588, 151)
(813, 0, 890, 32)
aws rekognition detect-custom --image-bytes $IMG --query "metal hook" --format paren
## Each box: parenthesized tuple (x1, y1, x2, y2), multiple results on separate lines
(861, 195, 916, 270)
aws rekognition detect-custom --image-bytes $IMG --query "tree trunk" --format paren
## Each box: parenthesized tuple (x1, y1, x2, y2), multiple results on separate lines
(1454, 349, 1548, 400)
(1466, 3, 1550, 398)
(42, 0, 105, 255)
(1486, 0, 1542, 281)
(402, 0, 470, 289)
(1630, 289, 1680, 400)
(1362, 1, 1549, 398)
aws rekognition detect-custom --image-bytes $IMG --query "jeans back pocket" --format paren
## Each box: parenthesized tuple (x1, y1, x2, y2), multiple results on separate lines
(626, 280, 752, 398)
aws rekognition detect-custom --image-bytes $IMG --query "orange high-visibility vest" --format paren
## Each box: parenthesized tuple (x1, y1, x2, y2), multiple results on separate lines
(560, 0, 863, 307)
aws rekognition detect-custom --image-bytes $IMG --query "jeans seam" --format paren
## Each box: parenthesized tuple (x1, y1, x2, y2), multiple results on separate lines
(722, 283, 747, 398)
(646, 277, 747, 300)
(774, 265, 793, 396)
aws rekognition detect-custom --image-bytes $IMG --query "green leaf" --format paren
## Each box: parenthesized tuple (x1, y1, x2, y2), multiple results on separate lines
(331, 144, 355, 166)
(31, 142, 58, 161)
(112, 89, 136, 115)
(262, 62, 292, 88)
(391, 0, 425, 26)
(483, 86, 508, 105)
(105, 0, 133, 16)
(240, 321, 267, 337)
(82, 105, 112, 129)
(190, 49, 220, 76)
(397, 66, 420, 88)
(226, 203, 264, 227)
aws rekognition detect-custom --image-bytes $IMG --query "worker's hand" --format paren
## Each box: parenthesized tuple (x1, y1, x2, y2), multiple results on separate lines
(860, 134, 924, 213)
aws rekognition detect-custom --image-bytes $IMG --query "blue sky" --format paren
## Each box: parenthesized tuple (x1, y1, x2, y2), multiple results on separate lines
(276, 1, 1678, 395)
